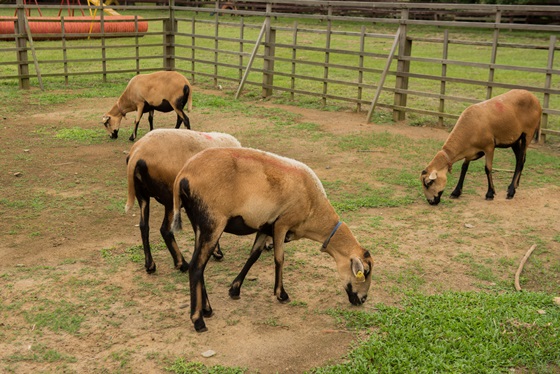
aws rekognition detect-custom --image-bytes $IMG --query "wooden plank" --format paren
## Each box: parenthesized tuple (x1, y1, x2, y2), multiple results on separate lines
(22, 13, 43, 90)
(234, 18, 267, 99)
(367, 26, 401, 123)
(438, 30, 448, 127)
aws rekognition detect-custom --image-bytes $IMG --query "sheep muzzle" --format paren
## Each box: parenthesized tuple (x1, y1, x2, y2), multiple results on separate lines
(427, 190, 443, 205)
(345, 283, 367, 306)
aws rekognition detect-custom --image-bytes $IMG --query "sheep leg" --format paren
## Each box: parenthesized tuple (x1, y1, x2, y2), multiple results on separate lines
(189, 228, 222, 333)
(228, 232, 269, 299)
(273, 228, 290, 303)
(148, 110, 155, 131)
(137, 194, 156, 274)
(174, 109, 190, 130)
(507, 136, 527, 199)
(130, 103, 145, 141)
(450, 160, 470, 199)
(484, 149, 496, 200)
(161, 208, 189, 272)
(212, 243, 224, 261)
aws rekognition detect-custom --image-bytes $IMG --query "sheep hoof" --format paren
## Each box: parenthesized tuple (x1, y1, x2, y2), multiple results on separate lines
(129, 134, 135, 142)
(229, 287, 241, 300)
(506, 194, 515, 200)
(277, 292, 290, 304)
(203, 308, 214, 318)
(212, 248, 224, 261)
(145, 263, 156, 274)
(178, 262, 189, 272)
(485, 196, 494, 201)
(194, 320, 208, 333)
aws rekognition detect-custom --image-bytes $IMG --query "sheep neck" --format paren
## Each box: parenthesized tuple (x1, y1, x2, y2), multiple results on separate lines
(115, 100, 129, 117)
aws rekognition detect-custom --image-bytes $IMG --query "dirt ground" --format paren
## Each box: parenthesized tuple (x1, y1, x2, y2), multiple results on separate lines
(1, 88, 559, 373)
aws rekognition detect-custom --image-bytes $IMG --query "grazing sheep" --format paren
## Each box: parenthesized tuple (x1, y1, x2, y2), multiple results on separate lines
(125, 129, 241, 274)
(102, 71, 193, 141)
(421, 89, 541, 205)
(171, 147, 373, 332)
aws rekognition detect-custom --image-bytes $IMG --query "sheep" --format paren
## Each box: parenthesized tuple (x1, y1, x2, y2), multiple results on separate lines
(102, 71, 193, 141)
(125, 128, 242, 274)
(420, 89, 541, 205)
(171, 147, 373, 332)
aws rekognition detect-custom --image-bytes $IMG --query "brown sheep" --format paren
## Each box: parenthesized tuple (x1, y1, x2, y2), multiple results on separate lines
(171, 147, 373, 332)
(125, 129, 241, 274)
(421, 89, 541, 205)
(102, 71, 193, 141)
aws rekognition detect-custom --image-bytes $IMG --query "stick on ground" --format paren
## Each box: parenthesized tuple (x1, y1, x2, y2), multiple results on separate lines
(514, 244, 537, 292)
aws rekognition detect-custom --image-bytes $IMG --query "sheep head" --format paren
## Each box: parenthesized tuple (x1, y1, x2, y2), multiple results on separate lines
(101, 113, 124, 139)
(333, 250, 373, 306)
(420, 168, 448, 205)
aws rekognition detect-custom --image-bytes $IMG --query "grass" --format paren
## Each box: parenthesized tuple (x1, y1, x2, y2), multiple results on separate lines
(166, 359, 246, 374)
(320, 291, 560, 374)
(0, 15, 559, 371)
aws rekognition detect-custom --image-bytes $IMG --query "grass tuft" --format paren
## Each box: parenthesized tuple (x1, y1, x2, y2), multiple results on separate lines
(320, 291, 560, 373)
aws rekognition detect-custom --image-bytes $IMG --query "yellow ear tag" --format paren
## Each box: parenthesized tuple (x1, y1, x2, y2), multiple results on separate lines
(356, 270, 365, 282)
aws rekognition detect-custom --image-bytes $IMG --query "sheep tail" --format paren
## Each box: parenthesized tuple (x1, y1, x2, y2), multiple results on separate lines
(185, 84, 192, 113)
(171, 177, 184, 232)
(125, 156, 136, 213)
(534, 117, 541, 143)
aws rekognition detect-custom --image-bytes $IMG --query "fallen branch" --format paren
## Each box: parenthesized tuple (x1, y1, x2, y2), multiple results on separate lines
(514, 244, 537, 292)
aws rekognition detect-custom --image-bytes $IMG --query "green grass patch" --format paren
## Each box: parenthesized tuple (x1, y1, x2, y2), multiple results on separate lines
(166, 359, 246, 374)
(320, 291, 560, 373)
(24, 299, 85, 334)
(55, 127, 106, 144)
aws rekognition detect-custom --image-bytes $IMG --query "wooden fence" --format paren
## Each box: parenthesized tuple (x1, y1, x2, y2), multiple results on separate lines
(1, 0, 559, 140)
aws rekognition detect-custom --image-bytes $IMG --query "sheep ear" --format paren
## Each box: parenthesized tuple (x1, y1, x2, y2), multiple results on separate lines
(429, 170, 438, 180)
(351, 258, 366, 283)
(102, 115, 110, 124)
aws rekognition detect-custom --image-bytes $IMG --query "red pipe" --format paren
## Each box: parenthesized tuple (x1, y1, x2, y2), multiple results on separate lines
(0, 16, 148, 39)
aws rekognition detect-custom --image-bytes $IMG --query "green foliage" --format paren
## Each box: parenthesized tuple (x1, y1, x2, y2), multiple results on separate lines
(320, 291, 560, 373)
(24, 300, 85, 334)
(166, 359, 246, 374)
(6, 343, 77, 364)
(55, 127, 106, 144)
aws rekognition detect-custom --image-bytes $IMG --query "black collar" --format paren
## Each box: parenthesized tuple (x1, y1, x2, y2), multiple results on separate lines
(322, 221, 342, 250)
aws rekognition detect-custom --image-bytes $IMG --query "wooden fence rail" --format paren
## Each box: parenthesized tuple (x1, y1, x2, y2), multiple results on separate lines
(1, 0, 559, 140)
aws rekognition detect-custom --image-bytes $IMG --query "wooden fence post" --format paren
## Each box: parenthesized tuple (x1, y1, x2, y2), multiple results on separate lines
(213, 0, 219, 86)
(393, 9, 411, 122)
(290, 20, 298, 101)
(62, 16, 69, 85)
(262, 3, 275, 98)
(487, 10, 501, 99)
(542, 34, 556, 144)
(191, 14, 196, 83)
(239, 17, 245, 81)
(100, 3, 107, 82)
(15, 0, 30, 89)
(438, 30, 449, 127)
(357, 25, 366, 112)
(322, 6, 332, 107)
(164, 0, 176, 71)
